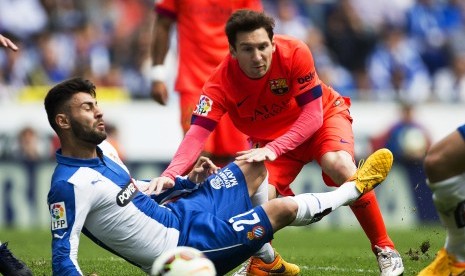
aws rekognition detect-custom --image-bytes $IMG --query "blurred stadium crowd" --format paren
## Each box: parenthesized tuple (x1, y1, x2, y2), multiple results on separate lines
(0, 0, 465, 104)
(0, 0, 464, 161)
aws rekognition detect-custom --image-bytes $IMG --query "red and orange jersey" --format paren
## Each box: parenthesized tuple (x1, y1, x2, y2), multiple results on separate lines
(192, 35, 348, 141)
(155, 0, 262, 94)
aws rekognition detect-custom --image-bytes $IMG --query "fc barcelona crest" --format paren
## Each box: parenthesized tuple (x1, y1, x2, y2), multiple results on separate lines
(269, 78, 289, 95)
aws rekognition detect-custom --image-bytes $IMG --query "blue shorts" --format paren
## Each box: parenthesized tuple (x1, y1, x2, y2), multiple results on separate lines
(458, 124, 465, 140)
(167, 162, 274, 274)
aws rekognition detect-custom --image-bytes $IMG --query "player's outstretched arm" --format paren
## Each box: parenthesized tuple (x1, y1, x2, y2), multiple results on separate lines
(0, 34, 18, 51)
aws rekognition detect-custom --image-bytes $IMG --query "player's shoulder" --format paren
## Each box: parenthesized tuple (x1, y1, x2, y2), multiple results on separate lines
(274, 35, 308, 50)
(98, 140, 128, 170)
(98, 140, 118, 155)
(274, 35, 311, 59)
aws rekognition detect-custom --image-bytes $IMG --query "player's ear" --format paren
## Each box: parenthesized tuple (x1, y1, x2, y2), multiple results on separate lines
(56, 114, 71, 130)
(229, 45, 236, 58)
(272, 39, 276, 53)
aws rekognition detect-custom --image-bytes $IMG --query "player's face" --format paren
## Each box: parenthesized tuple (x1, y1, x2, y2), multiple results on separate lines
(67, 92, 107, 145)
(230, 28, 275, 79)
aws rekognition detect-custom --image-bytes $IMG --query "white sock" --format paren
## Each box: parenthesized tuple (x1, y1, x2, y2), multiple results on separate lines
(253, 242, 275, 263)
(428, 174, 465, 262)
(250, 174, 275, 263)
(289, 181, 360, 226)
(250, 172, 269, 206)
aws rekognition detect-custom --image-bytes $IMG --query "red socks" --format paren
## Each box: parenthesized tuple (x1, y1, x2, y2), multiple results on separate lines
(350, 191, 395, 253)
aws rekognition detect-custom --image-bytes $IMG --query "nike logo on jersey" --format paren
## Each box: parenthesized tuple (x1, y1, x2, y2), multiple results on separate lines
(53, 232, 67, 239)
(340, 138, 350, 144)
(236, 95, 250, 107)
(91, 179, 102, 185)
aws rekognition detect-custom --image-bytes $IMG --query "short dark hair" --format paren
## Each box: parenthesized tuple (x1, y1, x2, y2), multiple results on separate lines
(225, 9, 275, 49)
(44, 77, 96, 132)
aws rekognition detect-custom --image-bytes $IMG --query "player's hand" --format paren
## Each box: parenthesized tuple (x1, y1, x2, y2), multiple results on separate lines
(144, 176, 175, 195)
(0, 34, 18, 51)
(235, 147, 277, 162)
(188, 156, 219, 183)
(151, 81, 168, 105)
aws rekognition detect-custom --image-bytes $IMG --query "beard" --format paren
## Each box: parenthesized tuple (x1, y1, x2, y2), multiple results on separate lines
(70, 118, 107, 145)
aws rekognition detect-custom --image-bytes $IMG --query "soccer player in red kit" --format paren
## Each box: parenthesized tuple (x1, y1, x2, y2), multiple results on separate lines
(149, 0, 261, 166)
(149, 10, 404, 275)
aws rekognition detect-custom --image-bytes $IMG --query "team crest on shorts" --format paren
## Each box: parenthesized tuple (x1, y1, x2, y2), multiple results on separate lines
(50, 202, 68, 230)
(247, 225, 265, 240)
(269, 78, 289, 95)
(193, 95, 213, 116)
(209, 167, 239, 189)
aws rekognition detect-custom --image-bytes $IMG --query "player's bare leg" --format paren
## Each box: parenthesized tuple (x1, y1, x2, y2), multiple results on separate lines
(321, 149, 404, 276)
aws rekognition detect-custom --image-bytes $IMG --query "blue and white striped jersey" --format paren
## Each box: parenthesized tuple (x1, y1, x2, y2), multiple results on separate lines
(48, 141, 179, 275)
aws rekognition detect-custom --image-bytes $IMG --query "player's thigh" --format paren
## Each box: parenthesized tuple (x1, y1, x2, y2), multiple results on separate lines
(266, 157, 305, 196)
(178, 162, 253, 217)
(312, 111, 355, 186)
(313, 110, 355, 161)
(183, 206, 273, 275)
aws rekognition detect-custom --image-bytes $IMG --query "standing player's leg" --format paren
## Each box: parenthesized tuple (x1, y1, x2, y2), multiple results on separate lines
(418, 126, 465, 275)
(318, 112, 404, 276)
(250, 148, 394, 274)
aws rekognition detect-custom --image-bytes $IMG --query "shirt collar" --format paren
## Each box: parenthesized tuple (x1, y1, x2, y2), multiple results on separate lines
(55, 146, 104, 167)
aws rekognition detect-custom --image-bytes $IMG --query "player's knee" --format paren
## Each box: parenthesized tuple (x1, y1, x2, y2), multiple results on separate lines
(276, 197, 298, 224)
(323, 161, 355, 186)
(265, 197, 297, 229)
(236, 160, 266, 181)
(321, 151, 356, 185)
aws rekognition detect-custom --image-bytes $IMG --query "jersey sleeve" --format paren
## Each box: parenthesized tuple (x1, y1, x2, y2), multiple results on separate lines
(191, 77, 228, 130)
(265, 98, 323, 156)
(152, 176, 200, 204)
(290, 40, 322, 105)
(49, 180, 91, 276)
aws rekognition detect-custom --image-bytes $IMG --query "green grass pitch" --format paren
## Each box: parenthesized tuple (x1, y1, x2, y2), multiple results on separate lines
(1, 225, 444, 275)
